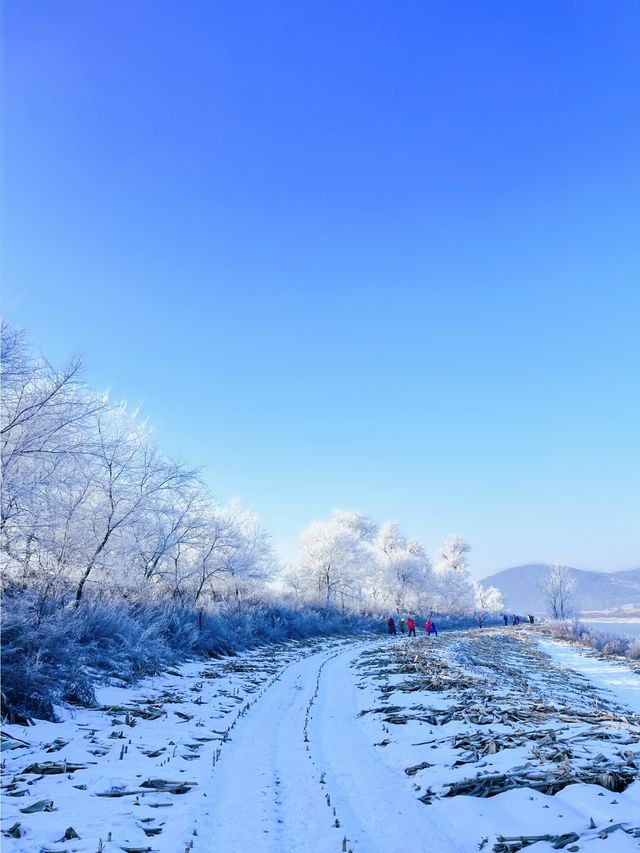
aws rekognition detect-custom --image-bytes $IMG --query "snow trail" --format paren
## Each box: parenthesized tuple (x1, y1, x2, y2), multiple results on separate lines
(308, 646, 466, 853)
(186, 639, 463, 852)
(185, 642, 353, 851)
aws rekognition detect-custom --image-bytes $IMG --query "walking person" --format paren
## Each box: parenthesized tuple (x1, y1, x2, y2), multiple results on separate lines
(477, 615, 483, 629)
(425, 618, 432, 636)
(407, 617, 416, 637)
(430, 621, 438, 636)
(387, 617, 397, 635)
(399, 619, 406, 634)
(503, 614, 508, 626)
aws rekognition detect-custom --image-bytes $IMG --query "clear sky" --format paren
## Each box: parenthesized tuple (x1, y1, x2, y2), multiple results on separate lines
(4, 1, 640, 577)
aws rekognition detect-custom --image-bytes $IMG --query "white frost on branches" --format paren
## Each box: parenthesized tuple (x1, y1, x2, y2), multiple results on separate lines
(2, 321, 490, 621)
(0, 321, 275, 607)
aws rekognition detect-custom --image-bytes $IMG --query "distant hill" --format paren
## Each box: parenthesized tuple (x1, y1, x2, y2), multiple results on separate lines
(481, 564, 640, 614)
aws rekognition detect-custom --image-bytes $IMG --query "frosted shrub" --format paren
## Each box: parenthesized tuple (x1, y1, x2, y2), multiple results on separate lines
(625, 637, 640, 660)
(0, 581, 377, 721)
(1, 589, 78, 719)
(602, 639, 626, 656)
(537, 618, 640, 662)
(62, 666, 97, 707)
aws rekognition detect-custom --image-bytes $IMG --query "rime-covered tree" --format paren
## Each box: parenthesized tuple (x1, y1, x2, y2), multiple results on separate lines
(541, 563, 576, 619)
(0, 322, 276, 608)
(473, 582, 504, 615)
(0, 321, 105, 578)
(296, 510, 374, 606)
(374, 522, 432, 612)
(433, 535, 475, 614)
(72, 407, 190, 605)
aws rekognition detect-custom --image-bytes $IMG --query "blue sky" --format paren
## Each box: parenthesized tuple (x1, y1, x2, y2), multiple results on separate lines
(4, 0, 640, 576)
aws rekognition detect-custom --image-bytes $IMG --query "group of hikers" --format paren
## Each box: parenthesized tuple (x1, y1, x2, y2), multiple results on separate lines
(387, 612, 536, 636)
(387, 616, 438, 637)
(502, 613, 535, 626)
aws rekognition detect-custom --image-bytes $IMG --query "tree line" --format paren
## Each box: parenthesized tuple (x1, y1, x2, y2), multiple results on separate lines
(1, 320, 502, 618)
(290, 511, 503, 615)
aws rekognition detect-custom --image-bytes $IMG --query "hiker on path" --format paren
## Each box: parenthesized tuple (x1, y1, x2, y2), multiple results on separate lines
(477, 615, 483, 629)
(425, 618, 432, 636)
(430, 621, 438, 636)
(407, 617, 416, 636)
(528, 614, 535, 624)
(387, 617, 397, 635)
(503, 614, 509, 626)
(399, 619, 406, 634)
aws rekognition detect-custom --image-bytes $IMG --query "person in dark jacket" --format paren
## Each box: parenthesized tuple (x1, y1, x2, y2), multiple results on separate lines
(430, 621, 438, 636)
(503, 614, 509, 626)
(387, 617, 397, 635)
(406, 617, 416, 636)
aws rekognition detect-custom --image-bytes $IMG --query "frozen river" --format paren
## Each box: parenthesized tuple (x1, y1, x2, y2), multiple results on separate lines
(580, 619, 640, 638)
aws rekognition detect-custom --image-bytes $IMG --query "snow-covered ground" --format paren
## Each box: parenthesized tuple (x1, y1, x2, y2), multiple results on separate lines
(2, 629, 639, 852)
(538, 637, 640, 715)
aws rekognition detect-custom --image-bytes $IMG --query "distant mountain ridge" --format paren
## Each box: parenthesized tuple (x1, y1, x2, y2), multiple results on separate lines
(481, 564, 640, 614)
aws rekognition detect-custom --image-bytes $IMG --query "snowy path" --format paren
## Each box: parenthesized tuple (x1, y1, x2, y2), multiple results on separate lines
(308, 647, 465, 853)
(179, 640, 463, 853)
(182, 641, 358, 852)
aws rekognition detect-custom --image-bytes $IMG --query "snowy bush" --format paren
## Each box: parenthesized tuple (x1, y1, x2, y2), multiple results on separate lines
(625, 637, 640, 660)
(537, 619, 640, 663)
(602, 638, 626, 655)
(0, 581, 378, 721)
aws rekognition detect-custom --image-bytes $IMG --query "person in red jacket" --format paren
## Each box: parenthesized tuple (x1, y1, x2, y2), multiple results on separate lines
(406, 617, 416, 636)
(425, 618, 432, 636)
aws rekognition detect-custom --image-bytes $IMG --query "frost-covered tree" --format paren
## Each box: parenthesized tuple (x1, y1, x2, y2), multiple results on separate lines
(0, 322, 276, 610)
(474, 582, 504, 614)
(296, 510, 374, 606)
(541, 563, 576, 619)
(373, 522, 432, 612)
(433, 535, 475, 614)
(437, 535, 471, 574)
(132, 478, 206, 583)
(194, 502, 275, 601)
(72, 407, 190, 605)
(0, 321, 105, 577)
(331, 510, 378, 543)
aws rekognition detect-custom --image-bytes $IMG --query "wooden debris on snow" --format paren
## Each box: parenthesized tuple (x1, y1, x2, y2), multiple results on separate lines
(23, 761, 88, 775)
(442, 764, 637, 798)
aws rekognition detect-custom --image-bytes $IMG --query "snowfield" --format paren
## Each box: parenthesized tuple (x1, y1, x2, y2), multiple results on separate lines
(2, 628, 639, 852)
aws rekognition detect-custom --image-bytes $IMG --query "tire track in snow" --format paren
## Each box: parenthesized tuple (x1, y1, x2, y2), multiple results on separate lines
(307, 644, 468, 853)
(188, 639, 362, 852)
